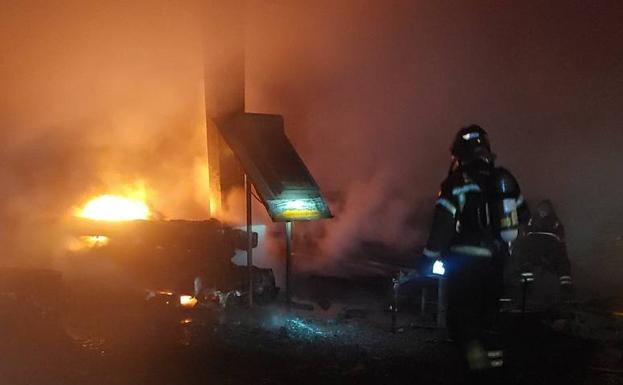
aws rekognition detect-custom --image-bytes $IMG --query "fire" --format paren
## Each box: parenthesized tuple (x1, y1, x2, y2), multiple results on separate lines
(179, 295, 198, 309)
(80, 235, 109, 248)
(76, 194, 150, 221)
(66, 235, 110, 252)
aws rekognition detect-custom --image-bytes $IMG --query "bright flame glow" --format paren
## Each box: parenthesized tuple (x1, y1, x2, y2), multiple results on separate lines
(80, 235, 109, 248)
(179, 295, 198, 309)
(66, 235, 110, 252)
(77, 194, 150, 221)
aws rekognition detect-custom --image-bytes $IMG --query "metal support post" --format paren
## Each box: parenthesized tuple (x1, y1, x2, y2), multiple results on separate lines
(436, 276, 447, 328)
(285, 221, 293, 308)
(421, 287, 428, 314)
(245, 174, 253, 308)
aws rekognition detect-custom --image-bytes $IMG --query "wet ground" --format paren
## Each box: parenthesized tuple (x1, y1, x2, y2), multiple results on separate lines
(1, 277, 622, 385)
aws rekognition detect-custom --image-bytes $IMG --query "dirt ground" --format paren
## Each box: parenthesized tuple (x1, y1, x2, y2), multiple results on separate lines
(1, 276, 622, 385)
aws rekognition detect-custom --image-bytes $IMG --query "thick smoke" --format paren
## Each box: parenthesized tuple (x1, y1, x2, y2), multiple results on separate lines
(1, 1, 622, 293)
(245, 1, 623, 287)
(0, 1, 209, 266)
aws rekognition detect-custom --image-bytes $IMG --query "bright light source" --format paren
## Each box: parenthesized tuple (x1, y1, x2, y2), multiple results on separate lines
(432, 260, 445, 276)
(66, 235, 111, 252)
(77, 195, 150, 221)
(81, 235, 109, 247)
(179, 295, 198, 309)
(268, 197, 329, 221)
(284, 199, 308, 210)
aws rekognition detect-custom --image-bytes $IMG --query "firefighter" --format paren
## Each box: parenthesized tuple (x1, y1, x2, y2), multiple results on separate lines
(420, 125, 526, 373)
(512, 199, 573, 303)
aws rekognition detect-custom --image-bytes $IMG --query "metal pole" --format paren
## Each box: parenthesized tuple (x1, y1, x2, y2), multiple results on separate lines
(245, 174, 253, 308)
(421, 287, 428, 314)
(391, 275, 399, 333)
(285, 221, 293, 308)
(436, 276, 447, 328)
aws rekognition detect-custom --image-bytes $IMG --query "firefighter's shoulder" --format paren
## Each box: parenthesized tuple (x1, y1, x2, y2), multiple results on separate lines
(488, 166, 520, 198)
(439, 169, 467, 194)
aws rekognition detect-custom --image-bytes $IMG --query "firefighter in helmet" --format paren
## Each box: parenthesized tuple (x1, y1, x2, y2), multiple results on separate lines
(420, 125, 527, 372)
(511, 199, 573, 304)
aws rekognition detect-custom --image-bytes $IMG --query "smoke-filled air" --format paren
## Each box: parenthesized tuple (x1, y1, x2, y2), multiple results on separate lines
(245, 1, 623, 291)
(0, 1, 209, 266)
(0, 0, 622, 293)
(3, 2, 623, 384)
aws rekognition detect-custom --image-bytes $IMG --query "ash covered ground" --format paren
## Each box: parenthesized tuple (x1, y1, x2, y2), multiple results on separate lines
(1, 273, 623, 385)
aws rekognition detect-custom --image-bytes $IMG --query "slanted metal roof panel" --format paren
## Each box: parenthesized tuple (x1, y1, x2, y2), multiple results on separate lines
(219, 113, 332, 222)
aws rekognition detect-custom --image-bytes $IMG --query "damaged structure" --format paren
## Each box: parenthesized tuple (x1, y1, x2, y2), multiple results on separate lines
(55, 0, 331, 311)
(66, 218, 277, 305)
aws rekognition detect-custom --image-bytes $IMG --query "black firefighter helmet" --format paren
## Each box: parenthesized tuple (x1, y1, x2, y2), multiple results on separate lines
(451, 124, 494, 164)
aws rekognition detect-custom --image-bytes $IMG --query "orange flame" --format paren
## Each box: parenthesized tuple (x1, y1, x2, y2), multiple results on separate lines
(75, 183, 151, 221)
(66, 235, 110, 252)
(179, 295, 198, 309)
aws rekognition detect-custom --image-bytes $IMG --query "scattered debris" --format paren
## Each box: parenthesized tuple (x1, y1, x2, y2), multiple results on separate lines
(211, 290, 242, 307)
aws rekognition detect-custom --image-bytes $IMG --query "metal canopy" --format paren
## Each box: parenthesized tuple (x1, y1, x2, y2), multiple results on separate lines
(218, 113, 332, 222)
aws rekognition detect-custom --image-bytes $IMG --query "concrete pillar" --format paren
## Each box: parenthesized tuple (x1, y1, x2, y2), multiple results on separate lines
(202, 0, 245, 218)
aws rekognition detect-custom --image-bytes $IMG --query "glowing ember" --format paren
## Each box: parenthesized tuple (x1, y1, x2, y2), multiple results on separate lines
(80, 235, 109, 248)
(66, 235, 110, 252)
(179, 295, 198, 309)
(77, 194, 150, 221)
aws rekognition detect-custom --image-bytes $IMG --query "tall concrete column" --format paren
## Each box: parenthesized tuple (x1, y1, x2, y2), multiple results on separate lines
(202, 0, 245, 218)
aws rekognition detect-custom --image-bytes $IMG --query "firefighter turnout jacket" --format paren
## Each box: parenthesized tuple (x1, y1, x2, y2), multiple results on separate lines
(423, 159, 526, 261)
(422, 158, 525, 371)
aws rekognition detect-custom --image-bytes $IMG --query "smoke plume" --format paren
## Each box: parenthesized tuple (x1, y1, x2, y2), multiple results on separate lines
(1, 1, 622, 293)
(245, 1, 623, 287)
(0, 0, 209, 266)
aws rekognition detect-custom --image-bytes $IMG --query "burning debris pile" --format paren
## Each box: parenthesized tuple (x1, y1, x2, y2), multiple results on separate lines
(64, 190, 278, 308)
(77, 194, 151, 222)
(67, 216, 277, 304)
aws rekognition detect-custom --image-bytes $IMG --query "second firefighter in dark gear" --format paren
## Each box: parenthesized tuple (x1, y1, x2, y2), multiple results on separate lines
(421, 125, 527, 372)
(512, 199, 573, 303)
